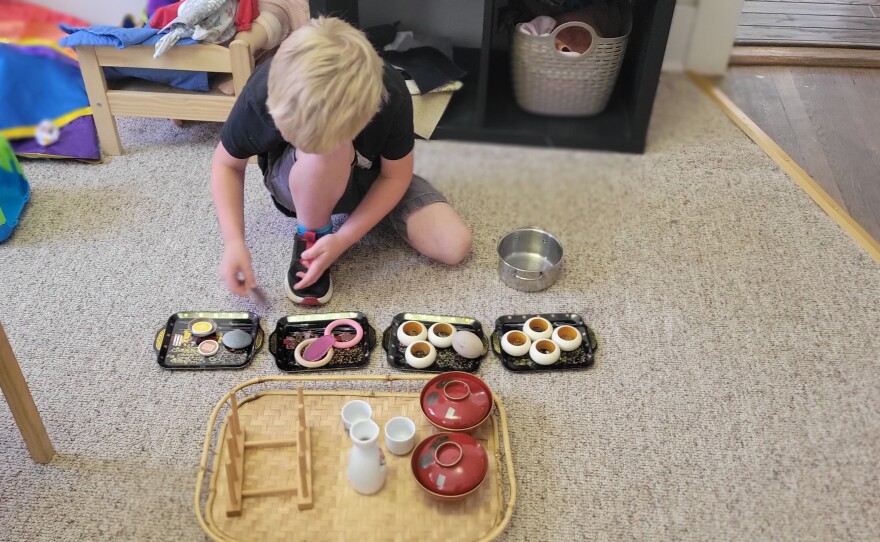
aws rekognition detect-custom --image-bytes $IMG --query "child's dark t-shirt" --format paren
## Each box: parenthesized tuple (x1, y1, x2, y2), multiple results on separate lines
(220, 59, 414, 174)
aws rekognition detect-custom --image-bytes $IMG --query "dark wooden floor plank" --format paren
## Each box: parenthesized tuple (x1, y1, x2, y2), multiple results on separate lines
(740, 12, 880, 30)
(798, 68, 880, 238)
(819, 69, 880, 234)
(755, 0, 877, 5)
(736, 26, 880, 48)
(719, 68, 803, 162)
(768, 69, 846, 206)
(743, 1, 875, 18)
(720, 67, 880, 243)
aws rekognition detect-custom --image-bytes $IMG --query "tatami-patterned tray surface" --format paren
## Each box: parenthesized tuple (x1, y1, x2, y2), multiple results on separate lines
(196, 377, 515, 542)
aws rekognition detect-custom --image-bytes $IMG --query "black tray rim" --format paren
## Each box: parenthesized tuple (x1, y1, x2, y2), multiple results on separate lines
(269, 310, 376, 373)
(382, 312, 489, 374)
(491, 312, 598, 372)
(154, 311, 264, 370)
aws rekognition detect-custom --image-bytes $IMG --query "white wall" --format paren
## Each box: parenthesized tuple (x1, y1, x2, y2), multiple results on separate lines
(662, 3, 697, 72)
(686, 0, 744, 74)
(26, 0, 146, 26)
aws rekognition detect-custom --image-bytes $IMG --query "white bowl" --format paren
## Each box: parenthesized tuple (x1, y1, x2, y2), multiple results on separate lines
(428, 322, 455, 348)
(397, 321, 428, 347)
(523, 317, 553, 342)
(552, 325, 583, 351)
(529, 339, 560, 365)
(500, 330, 531, 357)
(405, 341, 437, 369)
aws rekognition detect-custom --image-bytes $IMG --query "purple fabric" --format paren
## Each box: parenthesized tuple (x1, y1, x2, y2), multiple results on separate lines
(11, 115, 100, 161)
(13, 45, 79, 68)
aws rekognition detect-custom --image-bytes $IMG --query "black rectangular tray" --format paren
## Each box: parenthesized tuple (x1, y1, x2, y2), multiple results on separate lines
(382, 313, 488, 373)
(491, 313, 597, 372)
(154, 311, 263, 370)
(269, 311, 375, 372)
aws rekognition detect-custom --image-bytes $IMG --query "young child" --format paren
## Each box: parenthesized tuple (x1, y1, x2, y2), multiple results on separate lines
(211, 17, 472, 305)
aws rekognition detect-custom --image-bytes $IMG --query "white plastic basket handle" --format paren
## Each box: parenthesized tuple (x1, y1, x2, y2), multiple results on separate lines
(548, 21, 599, 59)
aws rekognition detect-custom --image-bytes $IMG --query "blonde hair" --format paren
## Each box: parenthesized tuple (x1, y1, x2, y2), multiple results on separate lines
(266, 17, 387, 154)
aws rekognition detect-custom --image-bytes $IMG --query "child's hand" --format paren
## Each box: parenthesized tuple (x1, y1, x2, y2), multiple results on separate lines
(295, 233, 346, 289)
(220, 243, 257, 297)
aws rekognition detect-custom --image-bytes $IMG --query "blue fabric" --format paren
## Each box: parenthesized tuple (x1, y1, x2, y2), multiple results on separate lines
(0, 44, 89, 133)
(58, 24, 200, 49)
(58, 25, 209, 92)
(103, 66, 209, 91)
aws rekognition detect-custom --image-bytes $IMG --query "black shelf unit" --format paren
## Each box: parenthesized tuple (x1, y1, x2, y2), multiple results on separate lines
(309, 0, 676, 153)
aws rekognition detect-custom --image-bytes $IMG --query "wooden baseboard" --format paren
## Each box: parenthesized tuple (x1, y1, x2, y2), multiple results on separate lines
(730, 46, 880, 69)
(689, 72, 880, 264)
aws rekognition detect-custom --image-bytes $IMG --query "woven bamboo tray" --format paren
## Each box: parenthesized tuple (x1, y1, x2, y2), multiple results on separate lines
(195, 375, 516, 541)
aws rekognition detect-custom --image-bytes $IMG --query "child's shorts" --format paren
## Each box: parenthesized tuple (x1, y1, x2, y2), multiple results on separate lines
(265, 145, 447, 240)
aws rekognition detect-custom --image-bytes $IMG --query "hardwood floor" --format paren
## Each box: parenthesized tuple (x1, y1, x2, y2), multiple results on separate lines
(719, 66, 880, 243)
(737, 0, 880, 48)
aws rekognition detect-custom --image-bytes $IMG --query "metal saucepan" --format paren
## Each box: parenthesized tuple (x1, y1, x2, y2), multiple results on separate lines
(497, 228, 563, 292)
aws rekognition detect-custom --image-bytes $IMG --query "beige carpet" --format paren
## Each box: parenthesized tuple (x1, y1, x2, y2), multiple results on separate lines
(1, 75, 878, 541)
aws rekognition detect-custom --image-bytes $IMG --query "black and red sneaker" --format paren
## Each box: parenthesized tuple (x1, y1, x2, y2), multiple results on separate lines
(285, 231, 333, 306)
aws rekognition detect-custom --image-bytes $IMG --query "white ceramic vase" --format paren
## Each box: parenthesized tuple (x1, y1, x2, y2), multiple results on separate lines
(347, 419, 386, 495)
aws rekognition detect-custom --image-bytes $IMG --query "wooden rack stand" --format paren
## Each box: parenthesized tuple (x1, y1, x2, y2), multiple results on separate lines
(224, 384, 313, 516)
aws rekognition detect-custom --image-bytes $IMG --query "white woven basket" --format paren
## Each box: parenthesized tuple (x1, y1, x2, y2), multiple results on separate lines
(512, 20, 629, 117)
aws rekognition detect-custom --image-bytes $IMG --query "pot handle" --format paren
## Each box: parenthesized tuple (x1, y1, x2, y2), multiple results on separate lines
(515, 270, 543, 281)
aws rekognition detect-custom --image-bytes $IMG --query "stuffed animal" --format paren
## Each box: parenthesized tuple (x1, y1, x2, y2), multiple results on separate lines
(154, 0, 239, 58)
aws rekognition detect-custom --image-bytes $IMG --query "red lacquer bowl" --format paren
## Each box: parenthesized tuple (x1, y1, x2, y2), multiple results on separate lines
(419, 371, 493, 432)
(411, 432, 489, 499)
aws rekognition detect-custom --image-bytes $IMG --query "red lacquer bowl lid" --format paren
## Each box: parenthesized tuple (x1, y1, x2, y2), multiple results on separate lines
(411, 432, 489, 498)
(420, 371, 493, 431)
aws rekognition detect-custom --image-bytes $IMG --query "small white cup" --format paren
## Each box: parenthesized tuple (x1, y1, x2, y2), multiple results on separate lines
(397, 320, 428, 347)
(523, 316, 553, 342)
(405, 340, 437, 369)
(552, 325, 583, 351)
(384, 417, 417, 456)
(530, 339, 561, 365)
(500, 330, 531, 357)
(427, 322, 455, 348)
(341, 400, 372, 433)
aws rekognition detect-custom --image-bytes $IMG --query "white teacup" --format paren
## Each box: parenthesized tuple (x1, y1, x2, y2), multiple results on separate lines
(341, 400, 372, 433)
(384, 416, 417, 456)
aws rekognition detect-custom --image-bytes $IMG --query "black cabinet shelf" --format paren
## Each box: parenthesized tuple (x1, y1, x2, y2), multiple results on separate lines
(310, 0, 675, 154)
(482, 50, 637, 151)
(432, 48, 485, 139)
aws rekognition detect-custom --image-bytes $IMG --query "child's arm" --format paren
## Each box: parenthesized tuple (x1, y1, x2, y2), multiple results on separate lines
(211, 142, 257, 296)
(293, 151, 414, 289)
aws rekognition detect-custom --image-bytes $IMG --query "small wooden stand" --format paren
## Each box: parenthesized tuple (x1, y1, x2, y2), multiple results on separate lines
(0, 322, 55, 464)
(224, 384, 313, 516)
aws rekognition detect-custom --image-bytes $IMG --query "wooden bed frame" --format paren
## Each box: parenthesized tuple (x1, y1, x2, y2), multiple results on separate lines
(75, 22, 271, 156)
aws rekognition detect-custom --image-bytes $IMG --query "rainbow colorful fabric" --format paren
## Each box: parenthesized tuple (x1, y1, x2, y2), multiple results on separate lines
(0, 1, 99, 160)
(0, 43, 91, 140)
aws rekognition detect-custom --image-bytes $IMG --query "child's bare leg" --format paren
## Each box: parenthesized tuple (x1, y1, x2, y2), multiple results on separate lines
(288, 143, 354, 228)
(404, 202, 472, 265)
